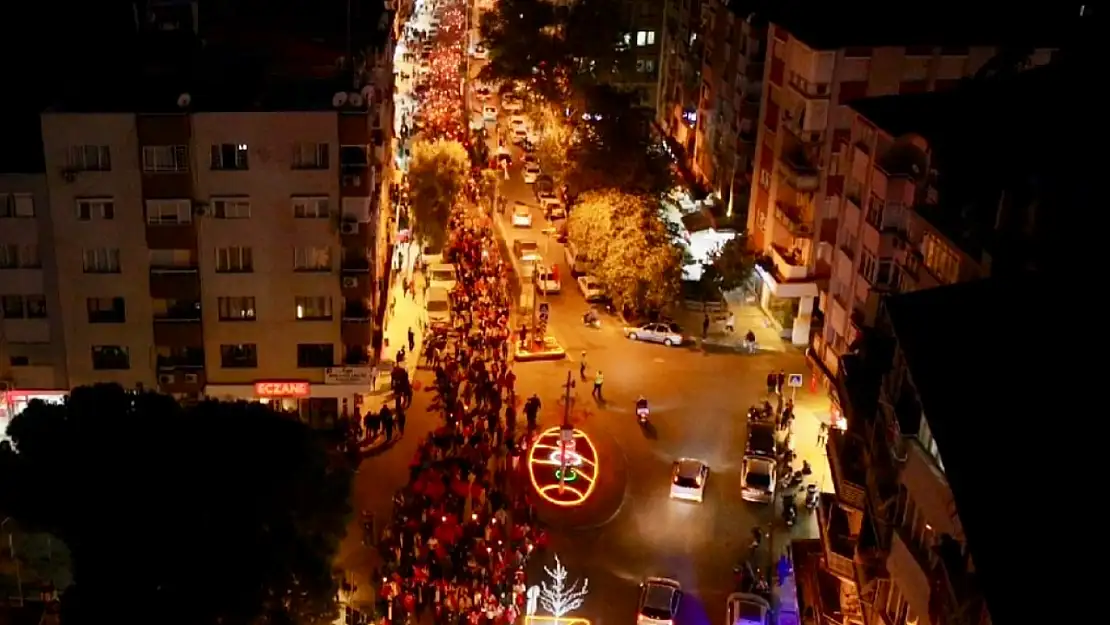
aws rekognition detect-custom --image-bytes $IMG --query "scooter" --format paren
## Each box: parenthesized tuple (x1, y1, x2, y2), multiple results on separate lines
(805, 483, 819, 511)
(636, 399, 650, 424)
(582, 311, 601, 329)
(782, 494, 797, 528)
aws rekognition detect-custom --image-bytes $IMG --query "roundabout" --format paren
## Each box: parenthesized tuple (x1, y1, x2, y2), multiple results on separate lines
(527, 426, 600, 507)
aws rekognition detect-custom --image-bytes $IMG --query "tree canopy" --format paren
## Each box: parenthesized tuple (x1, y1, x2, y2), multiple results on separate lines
(567, 190, 683, 314)
(0, 384, 354, 625)
(698, 232, 757, 299)
(408, 139, 470, 250)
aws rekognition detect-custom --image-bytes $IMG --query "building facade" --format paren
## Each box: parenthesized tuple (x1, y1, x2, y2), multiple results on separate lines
(745, 23, 1051, 346)
(656, 0, 704, 156)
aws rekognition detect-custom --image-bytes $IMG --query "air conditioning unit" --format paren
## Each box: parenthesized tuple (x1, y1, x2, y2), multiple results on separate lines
(340, 222, 359, 235)
(158, 374, 174, 385)
(342, 276, 359, 288)
(184, 373, 199, 383)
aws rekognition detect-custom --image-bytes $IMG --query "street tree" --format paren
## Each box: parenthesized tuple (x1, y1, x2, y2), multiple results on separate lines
(698, 232, 757, 300)
(597, 206, 685, 315)
(408, 139, 469, 250)
(479, 168, 502, 209)
(529, 105, 575, 180)
(0, 384, 354, 625)
(565, 189, 636, 264)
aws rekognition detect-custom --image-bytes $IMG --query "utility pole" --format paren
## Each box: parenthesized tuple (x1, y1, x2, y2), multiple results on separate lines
(558, 371, 575, 494)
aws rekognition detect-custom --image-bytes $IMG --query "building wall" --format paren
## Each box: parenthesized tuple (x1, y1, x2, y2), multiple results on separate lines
(0, 173, 68, 389)
(191, 111, 344, 383)
(41, 112, 156, 389)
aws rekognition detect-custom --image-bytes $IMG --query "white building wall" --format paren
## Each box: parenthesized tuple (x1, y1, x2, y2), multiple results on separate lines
(40, 112, 156, 389)
(191, 111, 343, 383)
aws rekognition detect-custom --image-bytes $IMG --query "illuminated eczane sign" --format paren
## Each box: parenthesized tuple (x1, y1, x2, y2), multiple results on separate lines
(254, 382, 311, 397)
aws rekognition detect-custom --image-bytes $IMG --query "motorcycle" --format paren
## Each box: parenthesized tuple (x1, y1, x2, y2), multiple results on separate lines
(805, 483, 819, 511)
(582, 311, 601, 329)
(636, 398, 650, 424)
(782, 494, 797, 527)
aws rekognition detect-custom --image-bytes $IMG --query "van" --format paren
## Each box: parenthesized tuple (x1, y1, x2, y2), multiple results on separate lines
(425, 287, 452, 326)
(428, 263, 457, 291)
(564, 241, 593, 276)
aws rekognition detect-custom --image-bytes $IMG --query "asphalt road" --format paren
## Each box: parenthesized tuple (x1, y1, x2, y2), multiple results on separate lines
(338, 6, 824, 622)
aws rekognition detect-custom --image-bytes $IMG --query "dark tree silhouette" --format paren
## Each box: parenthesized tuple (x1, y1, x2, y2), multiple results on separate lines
(0, 384, 354, 625)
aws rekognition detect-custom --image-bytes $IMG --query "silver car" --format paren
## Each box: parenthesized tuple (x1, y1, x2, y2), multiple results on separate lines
(727, 593, 771, 625)
(624, 322, 685, 347)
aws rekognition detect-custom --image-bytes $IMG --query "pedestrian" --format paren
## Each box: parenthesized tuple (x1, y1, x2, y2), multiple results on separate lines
(592, 370, 604, 401)
(766, 371, 777, 395)
(579, 351, 587, 381)
(396, 405, 407, 436)
(702, 313, 710, 339)
(408, 327, 416, 352)
(379, 404, 393, 440)
(817, 422, 828, 446)
(726, 312, 735, 333)
(775, 369, 786, 395)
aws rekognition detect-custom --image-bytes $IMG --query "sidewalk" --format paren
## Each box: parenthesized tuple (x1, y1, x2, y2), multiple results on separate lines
(675, 303, 791, 353)
(377, 242, 426, 398)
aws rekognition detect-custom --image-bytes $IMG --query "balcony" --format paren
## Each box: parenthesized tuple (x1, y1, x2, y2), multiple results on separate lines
(779, 148, 820, 191)
(770, 244, 809, 281)
(342, 301, 372, 320)
(149, 270, 200, 299)
(816, 494, 859, 583)
(341, 255, 372, 273)
(826, 428, 868, 511)
(156, 348, 205, 370)
(154, 301, 201, 322)
(887, 526, 935, 623)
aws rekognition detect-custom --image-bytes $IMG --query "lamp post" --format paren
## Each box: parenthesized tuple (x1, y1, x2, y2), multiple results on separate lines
(559, 371, 575, 494)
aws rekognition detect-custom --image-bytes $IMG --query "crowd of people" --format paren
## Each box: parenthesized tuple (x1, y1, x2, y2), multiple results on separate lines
(364, 1, 550, 624)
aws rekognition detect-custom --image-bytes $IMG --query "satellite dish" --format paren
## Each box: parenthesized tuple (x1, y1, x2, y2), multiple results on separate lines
(348, 92, 365, 107)
(332, 92, 348, 108)
(177, 93, 192, 108)
(360, 85, 375, 103)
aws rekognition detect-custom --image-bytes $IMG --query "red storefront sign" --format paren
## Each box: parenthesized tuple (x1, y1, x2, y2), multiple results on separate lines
(254, 381, 311, 398)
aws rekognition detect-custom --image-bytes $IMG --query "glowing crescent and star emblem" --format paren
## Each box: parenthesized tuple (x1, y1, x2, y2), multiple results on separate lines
(526, 426, 599, 507)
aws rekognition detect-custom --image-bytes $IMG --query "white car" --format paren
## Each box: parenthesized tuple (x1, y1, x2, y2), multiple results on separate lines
(511, 203, 533, 228)
(502, 96, 524, 112)
(523, 163, 541, 184)
(727, 593, 771, 625)
(623, 322, 685, 347)
(427, 263, 457, 292)
(511, 127, 529, 144)
(534, 266, 561, 294)
(637, 578, 682, 625)
(509, 115, 528, 129)
(483, 105, 498, 122)
(537, 193, 566, 219)
(670, 458, 709, 503)
(576, 275, 605, 301)
(740, 455, 776, 504)
(471, 45, 488, 59)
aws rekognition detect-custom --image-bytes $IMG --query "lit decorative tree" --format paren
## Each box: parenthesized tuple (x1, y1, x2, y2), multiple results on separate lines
(539, 555, 589, 619)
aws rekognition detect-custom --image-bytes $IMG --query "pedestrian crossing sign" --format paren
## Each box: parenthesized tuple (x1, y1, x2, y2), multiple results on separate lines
(788, 373, 804, 387)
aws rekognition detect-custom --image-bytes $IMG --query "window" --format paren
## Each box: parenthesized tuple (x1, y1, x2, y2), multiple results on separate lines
(92, 346, 130, 370)
(922, 233, 960, 284)
(76, 198, 115, 220)
(212, 198, 251, 219)
(0, 244, 18, 269)
(293, 196, 330, 219)
(87, 297, 126, 323)
(865, 194, 884, 228)
(25, 295, 46, 318)
(83, 248, 121, 273)
(292, 143, 330, 169)
(67, 145, 111, 171)
(1, 295, 25, 318)
(20, 244, 40, 268)
(142, 145, 189, 172)
(220, 343, 258, 368)
(636, 30, 656, 46)
(218, 296, 256, 321)
(0, 193, 35, 218)
(210, 143, 250, 170)
(859, 250, 877, 283)
(294, 246, 332, 272)
(149, 249, 196, 271)
(295, 296, 333, 320)
(297, 343, 335, 368)
(146, 199, 192, 225)
(215, 246, 253, 273)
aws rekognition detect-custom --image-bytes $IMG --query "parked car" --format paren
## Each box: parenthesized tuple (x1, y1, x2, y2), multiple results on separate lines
(513, 239, 542, 263)
(576, 275, 605, 301)
(623, 322, 685, 347)
(483, 105, 498, 122)
(523, 162, 542, 184)
(534, 266, 561, 294)
(511, 203, 534, 228)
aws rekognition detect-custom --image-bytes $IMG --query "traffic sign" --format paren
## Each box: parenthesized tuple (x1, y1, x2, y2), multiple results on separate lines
(788, 373, 804, 388)
(538, 302, 550, 322)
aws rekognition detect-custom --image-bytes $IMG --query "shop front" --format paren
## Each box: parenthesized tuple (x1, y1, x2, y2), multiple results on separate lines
(753, 263, 818, 346)
(205, 379, 372, 429)
(1, 389, 68, 441)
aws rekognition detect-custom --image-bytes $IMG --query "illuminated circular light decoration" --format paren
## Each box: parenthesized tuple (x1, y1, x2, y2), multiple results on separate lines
(527, 426, 599, 507)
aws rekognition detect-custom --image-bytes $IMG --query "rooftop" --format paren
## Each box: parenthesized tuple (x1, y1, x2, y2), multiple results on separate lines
(883, 277, 1059, 625)
(770, 2, 1082, 50)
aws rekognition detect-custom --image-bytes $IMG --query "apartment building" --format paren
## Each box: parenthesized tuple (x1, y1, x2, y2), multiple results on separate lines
(815, 277, 1046, 625)
(618, 0, 666, 108)
(26, 52, 393, 426)
(744, 9, 1062, 346)
(0, 117, 69, 410)
(691, 0, 766, 209)
(656, 0, 704, 157)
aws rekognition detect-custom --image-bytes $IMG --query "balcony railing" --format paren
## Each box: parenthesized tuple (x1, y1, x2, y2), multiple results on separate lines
(342, 306, 372, 321)
(157, 354, 204, 370)
(150, 263, 198, 274)
(770, 244, 808, 281)
(154, 304, 201, 322)
(826, 429, 868, 510)
(341, 257, 372, 272)
(779, 150, 820, 191)
(774, 201, 813, 236)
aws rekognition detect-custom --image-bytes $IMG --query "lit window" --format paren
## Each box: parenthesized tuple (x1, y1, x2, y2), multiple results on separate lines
(636, 30, 656, 46)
